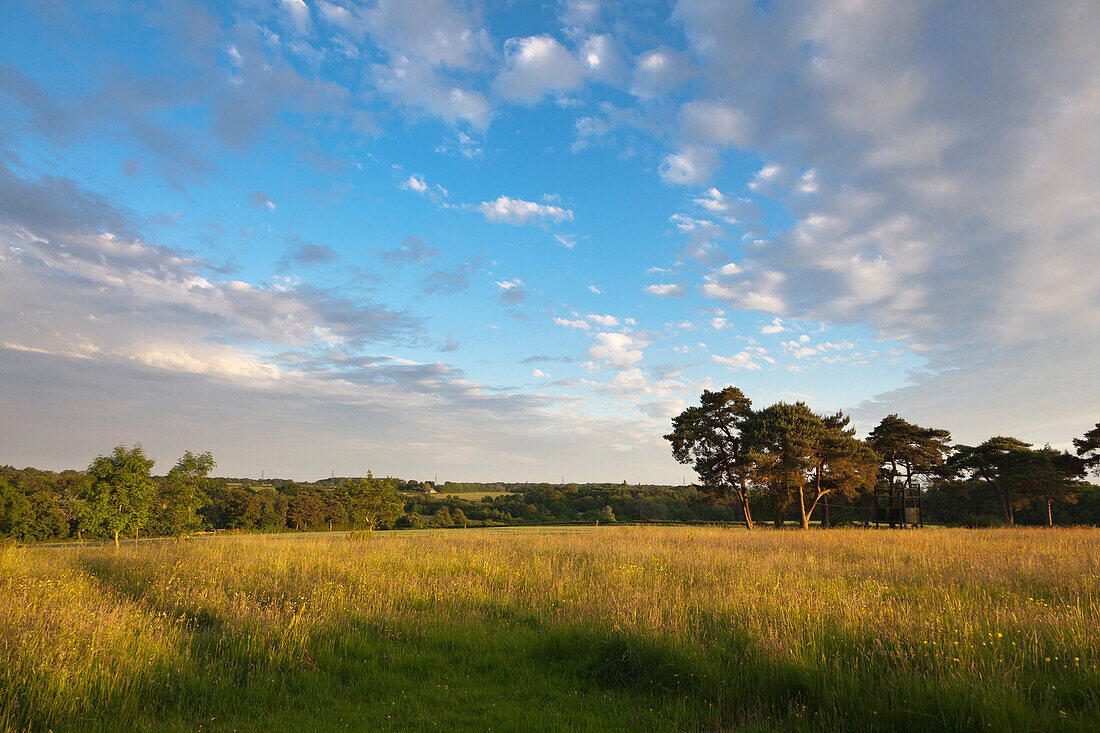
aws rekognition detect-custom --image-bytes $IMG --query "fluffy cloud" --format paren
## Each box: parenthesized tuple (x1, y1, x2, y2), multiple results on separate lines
(588, 332, 647, 368)
(478, 196, 574, 225)
(674, 0, 1100, 443)
(495, 35, 585, 103)
(581, 34, 628, 85)
(659, 146, 719, 186)
(585, 314, 619, 328)
(679, 100, 750, 148)
(630, 46, 692, 99)
(553, 317, 590, 330)
(401, 174, 428, 192)
(644, 283, 686, 298)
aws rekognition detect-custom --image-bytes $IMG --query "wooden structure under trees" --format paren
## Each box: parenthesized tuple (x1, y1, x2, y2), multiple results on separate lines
(873, 484, 923, 528)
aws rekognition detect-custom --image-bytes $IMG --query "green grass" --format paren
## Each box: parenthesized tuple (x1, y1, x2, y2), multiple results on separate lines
(2, 526, 1098, 731)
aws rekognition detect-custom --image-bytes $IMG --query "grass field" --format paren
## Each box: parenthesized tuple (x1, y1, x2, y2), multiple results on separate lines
(1, 526, 1098, 732)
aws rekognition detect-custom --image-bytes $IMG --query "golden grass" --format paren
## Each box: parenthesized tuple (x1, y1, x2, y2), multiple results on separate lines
(2, 526, 1098, 731)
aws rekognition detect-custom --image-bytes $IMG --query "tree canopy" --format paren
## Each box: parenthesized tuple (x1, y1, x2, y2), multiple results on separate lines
(78, 444, 157, 546)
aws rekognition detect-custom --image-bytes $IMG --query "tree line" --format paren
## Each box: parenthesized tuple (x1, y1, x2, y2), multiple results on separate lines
(0, 446, 404, 545)
(1, 408, 1098, 543)
(666, 387, 1099, 529)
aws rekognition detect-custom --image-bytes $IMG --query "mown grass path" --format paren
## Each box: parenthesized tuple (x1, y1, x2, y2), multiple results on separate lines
(2, 527, 1098, 731)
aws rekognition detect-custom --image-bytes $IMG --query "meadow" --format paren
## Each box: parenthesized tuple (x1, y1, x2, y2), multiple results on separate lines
(1, 526, 1098, 732)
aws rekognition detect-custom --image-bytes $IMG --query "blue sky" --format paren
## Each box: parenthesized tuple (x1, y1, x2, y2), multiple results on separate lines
(1, 1, 1096, 481)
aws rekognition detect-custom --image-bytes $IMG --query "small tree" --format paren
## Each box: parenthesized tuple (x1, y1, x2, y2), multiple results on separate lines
(153, 450, 215, 537)
(345, 473, 404, 531)
(431, 506, 454, 527)
(78, 444, 157, 546)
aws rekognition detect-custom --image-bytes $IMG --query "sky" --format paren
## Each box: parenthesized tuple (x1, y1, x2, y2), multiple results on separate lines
(0, 0, 1097, 482)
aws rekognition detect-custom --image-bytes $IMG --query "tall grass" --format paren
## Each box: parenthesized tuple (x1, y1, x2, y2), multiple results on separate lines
(1, 527, 1098, 731)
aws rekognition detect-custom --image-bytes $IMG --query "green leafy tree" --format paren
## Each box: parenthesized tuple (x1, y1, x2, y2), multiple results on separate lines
(665, 387, 758, 529)
(257, 489, 288, 531)
(287, 492, 326, 530)
(431, 505, 454, 527)
(0, 478, 30, 539)
(23, 491, 68, 541)
(152, 450, 215, 537)
(344, 473, 404, 531)
(78, 445, 157, 546)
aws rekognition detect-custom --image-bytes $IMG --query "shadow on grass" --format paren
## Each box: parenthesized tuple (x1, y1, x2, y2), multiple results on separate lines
(13, 554, 1095, 733)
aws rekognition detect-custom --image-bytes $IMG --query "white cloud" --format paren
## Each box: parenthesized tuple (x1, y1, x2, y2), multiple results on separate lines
(659, 146, 719, 185)
(281, 0, 312, 34)
(372, 58, 492, 129)
(554, 233, 577, 248)
(585, 314, 619, 328)
(760, 317, 787, 334)
(581, 34, 628, 85)
(478, 196, 574, 225)
(693, 188, 756, 224)
(401, 174, 428, 193)
(587, 284, 603, 295)
(553, 317, 590, 330)
(747, 163, 784, 193)
(644, 283, 686, 298)
(532, 368, 548, 378)
(495, 278, 523, 290)
(680, 100, 749, 148)
(588, 331, 646, 368)
(630, 46, 691, 99)
(711, 351, 763, 370)
(495, 35, 584, 104)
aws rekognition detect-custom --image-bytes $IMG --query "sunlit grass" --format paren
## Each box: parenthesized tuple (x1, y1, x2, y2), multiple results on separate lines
(2, 527, 1098, 731)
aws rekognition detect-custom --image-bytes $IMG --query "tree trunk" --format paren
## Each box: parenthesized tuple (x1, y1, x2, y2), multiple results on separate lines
(889, 455, 898, 529)
(113, 529, 120, 547)
(823, 498, 830, 528)
(798, 484, 809, 530)
(1002, 488, 1015, 525)
(738, 478, 754, 530)
(1047, 499, 1053, 527)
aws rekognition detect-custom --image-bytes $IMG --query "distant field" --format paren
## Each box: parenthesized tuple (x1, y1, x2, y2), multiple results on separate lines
(411, 490, 516, 501)
(2, 527, 1098, 731)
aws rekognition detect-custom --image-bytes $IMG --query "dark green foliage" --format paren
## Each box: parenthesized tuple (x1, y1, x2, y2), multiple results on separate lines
(668, 389, 880, 530)
(665, 386, 758, 528)
(869, 414, 952, 493)
(1075, 423, 1100, 474)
